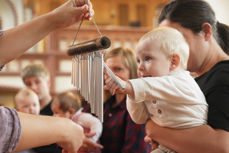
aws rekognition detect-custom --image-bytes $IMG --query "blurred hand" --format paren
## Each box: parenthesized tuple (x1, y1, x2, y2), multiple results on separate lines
(144, 135, 159, 150)
(58, 122, 84, 153)
(50, 0, 94, 29)
(78, 132, 103, 152)
(74, 0, 94, 20)
(145, 120, 159, 150)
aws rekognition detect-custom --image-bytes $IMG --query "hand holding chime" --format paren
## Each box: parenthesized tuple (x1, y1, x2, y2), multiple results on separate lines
(67, 14, 111, 122)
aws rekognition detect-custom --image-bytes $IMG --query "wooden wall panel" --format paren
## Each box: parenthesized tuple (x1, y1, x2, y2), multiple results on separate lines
(23, 0, 170, 27)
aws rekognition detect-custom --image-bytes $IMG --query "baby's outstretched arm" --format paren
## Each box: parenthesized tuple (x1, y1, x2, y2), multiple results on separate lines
(104, 68, 149, 124)
(104, 68, 134, 97)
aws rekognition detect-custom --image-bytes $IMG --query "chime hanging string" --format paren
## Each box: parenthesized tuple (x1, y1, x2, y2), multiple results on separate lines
(71, 0, 103, 46)
(71, 16, 103, 47)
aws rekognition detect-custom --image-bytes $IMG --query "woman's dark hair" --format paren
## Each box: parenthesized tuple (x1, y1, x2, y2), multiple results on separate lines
(159, 0, 229, 54)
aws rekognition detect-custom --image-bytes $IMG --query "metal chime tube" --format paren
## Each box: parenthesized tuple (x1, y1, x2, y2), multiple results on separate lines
(68, 37, 111, 122)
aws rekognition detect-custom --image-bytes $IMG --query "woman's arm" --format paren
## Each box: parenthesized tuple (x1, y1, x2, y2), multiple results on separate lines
(0, 0, 93, 66)
(15, 112, 84, 153)
(145, 120, 229, 153)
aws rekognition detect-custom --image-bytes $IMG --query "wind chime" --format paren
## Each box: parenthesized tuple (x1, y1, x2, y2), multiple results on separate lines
(68, 2, 124, 122)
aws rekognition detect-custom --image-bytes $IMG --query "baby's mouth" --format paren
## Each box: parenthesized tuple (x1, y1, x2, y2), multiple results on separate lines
(143, 75, 151, 77)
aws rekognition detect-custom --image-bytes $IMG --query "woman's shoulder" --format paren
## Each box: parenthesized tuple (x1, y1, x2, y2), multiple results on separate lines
(0, 106, 21, 153)
(213, 60, 229, 68)
(208, 60, 229, 79)
(198, 60, 229, 78)
(196, 60, 229, 91)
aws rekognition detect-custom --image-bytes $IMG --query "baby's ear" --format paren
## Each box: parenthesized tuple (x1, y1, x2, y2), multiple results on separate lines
(169, 53, 180, 71)
(69, 108, 76, 115)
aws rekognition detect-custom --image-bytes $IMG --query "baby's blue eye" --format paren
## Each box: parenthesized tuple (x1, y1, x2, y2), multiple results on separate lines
(145, 56, 152, 61)
(24, 105, 30, 108)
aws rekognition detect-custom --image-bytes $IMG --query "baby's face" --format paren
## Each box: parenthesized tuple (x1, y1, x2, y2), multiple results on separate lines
(51, 102, 72, 119)
(16, 95, 40, 115)
(136, 39, 171, 77)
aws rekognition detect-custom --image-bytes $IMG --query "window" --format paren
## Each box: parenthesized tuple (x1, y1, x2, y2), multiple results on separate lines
(119, 4, 129, 26)
(137, 4, 147, 26)
(0, 16, 2, 29)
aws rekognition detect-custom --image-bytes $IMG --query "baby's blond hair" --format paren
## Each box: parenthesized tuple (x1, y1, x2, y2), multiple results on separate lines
(15, 88, 38, 108)
(139, 26, 189, 69)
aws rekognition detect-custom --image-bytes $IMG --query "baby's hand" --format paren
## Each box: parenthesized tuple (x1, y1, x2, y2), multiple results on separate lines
(104, 68, 128, 95)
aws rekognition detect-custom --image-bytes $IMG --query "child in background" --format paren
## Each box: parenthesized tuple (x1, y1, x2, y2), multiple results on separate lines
(21, 63, 62, 153)
(15, 88, 40, 115)
(51, 91, 102, 152)
(104, 27, 208, 153)
(14, 88, 39, 153)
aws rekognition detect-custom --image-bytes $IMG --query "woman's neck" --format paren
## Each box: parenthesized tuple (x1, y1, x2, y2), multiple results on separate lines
(40, 95, 52, 110)
(113, 93, 125, 107)
(198, 41, 229, 76)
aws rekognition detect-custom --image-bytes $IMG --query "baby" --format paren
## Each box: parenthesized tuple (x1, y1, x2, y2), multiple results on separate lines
(15, 88, 39, 153)
(104, 27, 208, 153)
(51, 91, 102, 145)
(15, 88, 40, 115)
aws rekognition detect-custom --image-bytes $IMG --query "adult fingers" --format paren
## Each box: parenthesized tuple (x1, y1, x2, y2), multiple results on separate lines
(105, 77, 115, 88)
(74, 0, 86, 6)
(85, 132, 96, 138)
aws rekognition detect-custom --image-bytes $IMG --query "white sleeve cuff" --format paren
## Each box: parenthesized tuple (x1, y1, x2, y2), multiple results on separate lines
(129, 78, 146, 103)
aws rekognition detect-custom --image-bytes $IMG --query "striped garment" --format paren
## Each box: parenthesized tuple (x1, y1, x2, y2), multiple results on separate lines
(83, 95, 151, 153)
